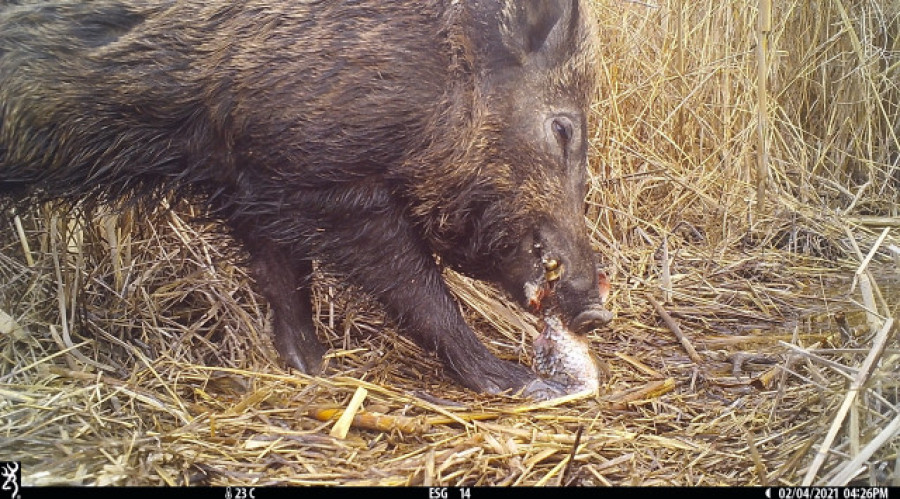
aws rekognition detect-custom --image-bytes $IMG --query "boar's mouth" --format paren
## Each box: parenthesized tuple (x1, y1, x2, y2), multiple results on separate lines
(520, 240, 613, 335)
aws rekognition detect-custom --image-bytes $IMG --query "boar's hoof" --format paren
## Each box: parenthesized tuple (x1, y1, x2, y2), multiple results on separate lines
(569, 306, 614, 335)
(275, 335, 326, 376)
(454, 358, 545, 396)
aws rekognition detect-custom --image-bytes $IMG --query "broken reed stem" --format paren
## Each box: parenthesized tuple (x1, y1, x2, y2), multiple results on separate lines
(856, 227, 890, 278)
(647, 295, 703, 365)
(746, 429, 768, 486)
(853, 227, 889, 332)
(660, 236, 672, 303)
(802, 318, 895, 485)
(310, 406, 429, 435)
(829, 412, 900, 486)
(330, 386, 368, 439)
(849, 402, 860, 460)
(674, 2, 685, 153)
(890, 245, 900, 271)
(13, 214, 34, 267)
(857, 274, 882, 334)
(602, 378, 677, 410)
(69, 217, 84, 344)
(48, 216, 71, 351)
(104, 214, 124, 291)
(755, 0, 771, 211)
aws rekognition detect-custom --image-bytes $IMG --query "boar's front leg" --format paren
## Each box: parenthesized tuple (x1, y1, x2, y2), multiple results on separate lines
(329, 205, 551, 395)
(248, 241, 327, 375)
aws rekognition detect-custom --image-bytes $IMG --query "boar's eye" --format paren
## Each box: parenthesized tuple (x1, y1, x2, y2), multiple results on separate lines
(551, 116, 574, 151)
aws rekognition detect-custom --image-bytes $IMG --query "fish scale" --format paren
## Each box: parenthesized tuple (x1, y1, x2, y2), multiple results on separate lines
(532, 315, 601, 394)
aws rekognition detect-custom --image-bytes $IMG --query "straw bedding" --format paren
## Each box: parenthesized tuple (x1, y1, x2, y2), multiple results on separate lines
(1, 0, 898, 486)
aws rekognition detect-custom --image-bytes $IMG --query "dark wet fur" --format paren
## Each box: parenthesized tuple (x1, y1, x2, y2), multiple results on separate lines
(0, 0, 602, 394)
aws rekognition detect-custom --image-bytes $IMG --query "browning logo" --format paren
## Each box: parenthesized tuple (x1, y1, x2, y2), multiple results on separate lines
(0, 462, 19, 499)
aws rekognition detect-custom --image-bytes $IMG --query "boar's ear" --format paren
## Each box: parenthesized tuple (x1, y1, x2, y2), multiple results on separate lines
(501, 0, 580, 62)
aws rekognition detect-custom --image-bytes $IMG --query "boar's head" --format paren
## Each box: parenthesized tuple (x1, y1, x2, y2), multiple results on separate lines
(408, 0, 610, 334)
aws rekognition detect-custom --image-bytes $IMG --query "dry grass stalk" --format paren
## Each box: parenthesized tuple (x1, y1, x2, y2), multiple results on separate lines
(12, 215, 33, 267)
(756, 0, 771, 209)
(660, 236, 672, 303)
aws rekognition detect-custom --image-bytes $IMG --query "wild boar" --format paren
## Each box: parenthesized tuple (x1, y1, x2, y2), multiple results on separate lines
(0, 0, 611, 396)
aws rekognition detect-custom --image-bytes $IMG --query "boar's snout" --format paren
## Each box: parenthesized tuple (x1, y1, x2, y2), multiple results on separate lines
(570, 305, 613, 334)
(568, 270, 613, 333)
